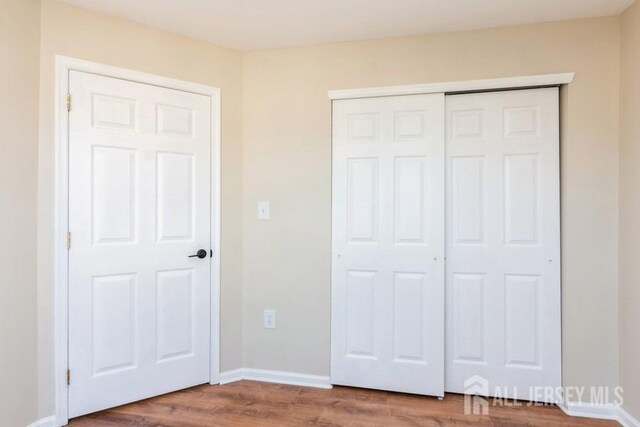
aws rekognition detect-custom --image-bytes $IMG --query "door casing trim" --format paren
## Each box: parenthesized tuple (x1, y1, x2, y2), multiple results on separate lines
(53, 55, 222, 426)
(327, 73, 574, 100)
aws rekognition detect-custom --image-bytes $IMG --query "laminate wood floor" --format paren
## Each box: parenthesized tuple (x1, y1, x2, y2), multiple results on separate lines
(70, 381, 619, 426)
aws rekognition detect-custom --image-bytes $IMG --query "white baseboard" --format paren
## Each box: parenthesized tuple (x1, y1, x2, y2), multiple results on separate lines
(618, 407, 640, 427)
(559, 402, 619, 420)
(219, 368, 332, 389)
(27, 416, 57, 427)
(219, 368, 244, 384)
(559, 402, 640, 426)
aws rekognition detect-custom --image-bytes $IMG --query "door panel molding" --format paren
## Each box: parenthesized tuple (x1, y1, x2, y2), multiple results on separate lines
(54, 56, 221, 426)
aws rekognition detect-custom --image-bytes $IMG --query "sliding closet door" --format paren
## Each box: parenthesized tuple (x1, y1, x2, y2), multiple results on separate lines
(331, 94, 445, 396)
(445, 88, 561, 402)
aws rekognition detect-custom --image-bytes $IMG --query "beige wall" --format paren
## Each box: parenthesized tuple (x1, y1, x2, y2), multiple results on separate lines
(0, 0, 41, 426)
(242, 17, 621, 395)
(37, 0, 244, 418)
(30, 1, 633, 420)
(619, 0, 640, 421)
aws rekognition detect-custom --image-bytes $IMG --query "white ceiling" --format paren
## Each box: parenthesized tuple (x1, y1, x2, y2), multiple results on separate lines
(58, 0, 635, 51)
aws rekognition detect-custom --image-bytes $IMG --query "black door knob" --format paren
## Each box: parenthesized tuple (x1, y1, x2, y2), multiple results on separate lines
(189, 249, 208, 259)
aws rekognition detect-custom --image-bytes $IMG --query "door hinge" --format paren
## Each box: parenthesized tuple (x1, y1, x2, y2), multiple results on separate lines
(67, 232, 72, 250)
(66, 369, 71, 385)
(66, 93, 72, 112)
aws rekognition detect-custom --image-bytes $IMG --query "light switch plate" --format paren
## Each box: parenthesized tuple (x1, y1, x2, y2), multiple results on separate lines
(258, 201, 270, 220)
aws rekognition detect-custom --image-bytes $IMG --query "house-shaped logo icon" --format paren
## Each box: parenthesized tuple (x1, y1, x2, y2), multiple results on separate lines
(463, 375, 489, 415)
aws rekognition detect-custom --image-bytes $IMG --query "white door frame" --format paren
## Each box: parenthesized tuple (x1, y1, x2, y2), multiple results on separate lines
(53, 55, 221, 426)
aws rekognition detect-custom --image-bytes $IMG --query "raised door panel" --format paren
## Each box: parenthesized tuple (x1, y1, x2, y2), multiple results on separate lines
(92, 94, 138, 132)
(157, 104, 194, 138)
(347, 158, 379, 243)
(346, 270, 377, 359)
(92, 274, 137, 375)
(504, 275, 540, 367)
(348, 113, 379, 143)
(451, 156, 485, 245)
(394, 110, 428, 142)
(452, 274, 486, 363)
(394, 156, 427, 245)
(156, 270, 194, 362)
(504, 106, 539, 138)
(92, 147, 137, 245)
(392, 272, 427, 364)
(451, 109, 484, 140)
(157, 152, 194, 242)
(504, 154, 539, 245)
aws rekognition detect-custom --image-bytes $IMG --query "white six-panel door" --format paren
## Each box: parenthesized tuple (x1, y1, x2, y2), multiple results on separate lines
(331, 94, 446, 396)
(331, 88, 560, 400)
(445, 88, 561, 401)
(68, 70, 212, 417)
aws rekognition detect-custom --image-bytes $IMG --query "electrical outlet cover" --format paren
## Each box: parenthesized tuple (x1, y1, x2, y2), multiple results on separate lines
(264, 309, 276, 328)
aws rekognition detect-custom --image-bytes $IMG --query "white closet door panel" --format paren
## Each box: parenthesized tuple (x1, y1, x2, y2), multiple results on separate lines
(445, 88, 561, 403)
(332, 94, 445, 396)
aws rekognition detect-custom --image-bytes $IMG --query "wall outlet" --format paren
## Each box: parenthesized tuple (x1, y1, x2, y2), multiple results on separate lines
(258, 201, 270, 220)
(264, 309, 276, 329)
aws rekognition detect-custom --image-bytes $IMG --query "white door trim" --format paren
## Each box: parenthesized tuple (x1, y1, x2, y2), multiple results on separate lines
(53, 55, 221, 426)
(327, 73, 574, 100)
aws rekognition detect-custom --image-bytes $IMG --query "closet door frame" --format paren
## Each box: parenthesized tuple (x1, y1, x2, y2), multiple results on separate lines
(328, 74, 573, 100)
(328, 72, 572, 399)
